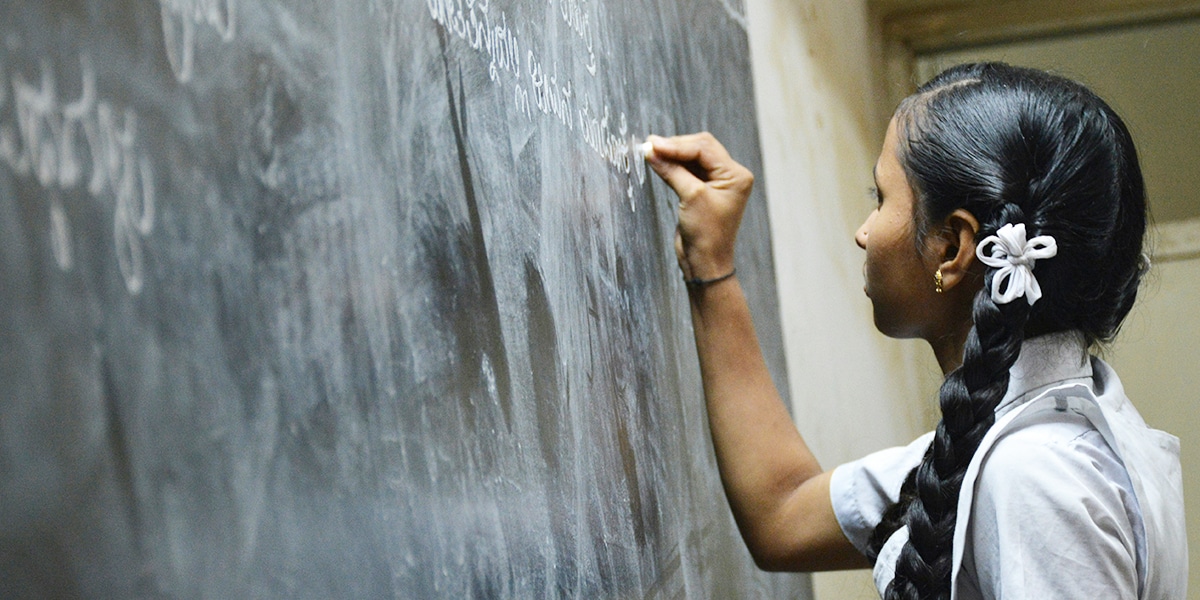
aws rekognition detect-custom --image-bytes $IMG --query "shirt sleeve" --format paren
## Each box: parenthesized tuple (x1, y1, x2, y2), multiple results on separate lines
(968, 414, 1141, 599)
(828, 432, 934, 556)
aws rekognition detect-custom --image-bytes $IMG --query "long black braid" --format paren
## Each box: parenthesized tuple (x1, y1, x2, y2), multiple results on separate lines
(866, 63, 1148, 599)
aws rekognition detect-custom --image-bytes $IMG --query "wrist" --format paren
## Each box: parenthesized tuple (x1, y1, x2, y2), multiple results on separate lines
(686, 269, 744, 328)
(679, 248, 736, 282)
(685, 269, 737, 289)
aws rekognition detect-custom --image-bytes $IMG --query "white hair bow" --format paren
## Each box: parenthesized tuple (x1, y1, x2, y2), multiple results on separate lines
(975, 223, 1058, 305)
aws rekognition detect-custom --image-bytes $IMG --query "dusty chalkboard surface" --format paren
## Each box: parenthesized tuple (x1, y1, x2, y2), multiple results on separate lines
(0, 0, 804, 597)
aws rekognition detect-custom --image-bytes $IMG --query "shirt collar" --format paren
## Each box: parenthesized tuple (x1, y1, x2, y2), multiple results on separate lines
(995, 331, 1092, 417)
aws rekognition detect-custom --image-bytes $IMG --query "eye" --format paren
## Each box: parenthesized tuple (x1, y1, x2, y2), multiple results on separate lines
(868, 186, 882, 207)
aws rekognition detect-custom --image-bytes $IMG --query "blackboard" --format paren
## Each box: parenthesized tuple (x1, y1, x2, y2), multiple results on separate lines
(0, 0, 805, 597)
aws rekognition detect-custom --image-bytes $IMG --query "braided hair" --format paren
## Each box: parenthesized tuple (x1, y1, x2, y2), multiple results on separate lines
(866, 63, 1148, 599)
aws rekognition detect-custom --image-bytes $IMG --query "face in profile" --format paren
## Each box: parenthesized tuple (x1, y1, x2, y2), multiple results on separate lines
(856, 117, 940, 340)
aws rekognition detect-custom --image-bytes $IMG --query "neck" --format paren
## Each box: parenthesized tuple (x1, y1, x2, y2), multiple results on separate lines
(929, 322, 972, 376)
(927, 280, 984, 375)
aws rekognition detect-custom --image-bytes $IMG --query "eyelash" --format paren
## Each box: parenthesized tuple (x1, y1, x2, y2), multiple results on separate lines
(868, 186, 882, 206)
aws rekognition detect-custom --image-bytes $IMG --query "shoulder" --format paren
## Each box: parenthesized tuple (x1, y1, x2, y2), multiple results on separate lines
(974, 407, 1137, 542)
(966, 407, 1142, 597)
(980, 407, 1126, 489)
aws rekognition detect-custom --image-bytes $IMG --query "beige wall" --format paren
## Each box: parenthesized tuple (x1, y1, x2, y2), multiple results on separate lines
(745, 1, 938, 597)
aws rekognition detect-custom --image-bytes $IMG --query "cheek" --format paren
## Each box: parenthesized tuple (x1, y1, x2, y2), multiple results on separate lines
(864, 230, 898, 279)
(864, 249, 893, 297)
(863, 238, 928, 337)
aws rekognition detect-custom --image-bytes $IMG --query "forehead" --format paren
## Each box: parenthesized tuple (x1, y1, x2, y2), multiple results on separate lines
(875, 118, 906, 185)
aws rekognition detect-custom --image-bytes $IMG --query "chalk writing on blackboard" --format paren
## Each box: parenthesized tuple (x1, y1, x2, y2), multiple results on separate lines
(0, 55, 157, 293)
(560, 0, 597, 75)
(426, 0, 521, 83)
(428, 0, 647, 204)
(0, 0, 801, 596)
(160, 0, 237, 83)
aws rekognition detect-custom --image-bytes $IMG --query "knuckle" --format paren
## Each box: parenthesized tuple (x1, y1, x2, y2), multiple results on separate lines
(733, 168, 755, 192)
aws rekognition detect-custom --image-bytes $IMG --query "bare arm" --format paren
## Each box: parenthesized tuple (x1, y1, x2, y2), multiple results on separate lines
(646, 133, 867, 571)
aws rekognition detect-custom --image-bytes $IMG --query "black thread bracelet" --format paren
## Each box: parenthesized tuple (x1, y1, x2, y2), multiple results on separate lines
(684, 269, 736, 288)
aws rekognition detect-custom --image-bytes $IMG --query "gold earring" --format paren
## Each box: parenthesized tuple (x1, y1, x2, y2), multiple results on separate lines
(935, 269, 944, 293)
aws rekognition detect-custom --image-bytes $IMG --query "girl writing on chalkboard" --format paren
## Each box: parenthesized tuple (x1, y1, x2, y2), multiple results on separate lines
(644, 62, 1186, 599)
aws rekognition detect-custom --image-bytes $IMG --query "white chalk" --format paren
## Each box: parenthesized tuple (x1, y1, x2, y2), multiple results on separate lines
(639, 141, 655, 159)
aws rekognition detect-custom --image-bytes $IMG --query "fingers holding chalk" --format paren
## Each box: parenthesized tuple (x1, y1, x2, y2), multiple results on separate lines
(643, 135, 706, 200)
(640, 131, 752, 283)
(640, 138, 657, 160)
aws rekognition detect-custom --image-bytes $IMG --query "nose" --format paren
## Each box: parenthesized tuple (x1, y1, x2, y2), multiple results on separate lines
(855, 213, 872, 250)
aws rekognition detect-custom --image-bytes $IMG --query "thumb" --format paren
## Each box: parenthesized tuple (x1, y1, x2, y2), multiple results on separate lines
(647, 154, 707, 202)
(645, 135, 709, 202)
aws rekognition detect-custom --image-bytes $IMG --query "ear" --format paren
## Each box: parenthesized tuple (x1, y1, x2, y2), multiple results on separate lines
(928, 209, 980, 293)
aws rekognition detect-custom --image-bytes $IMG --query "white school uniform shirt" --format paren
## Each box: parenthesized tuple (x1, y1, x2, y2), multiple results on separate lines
(830, 333, 1187, 599)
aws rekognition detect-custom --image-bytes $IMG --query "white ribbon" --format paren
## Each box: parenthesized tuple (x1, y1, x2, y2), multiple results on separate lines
(975, 223, 1058, 305)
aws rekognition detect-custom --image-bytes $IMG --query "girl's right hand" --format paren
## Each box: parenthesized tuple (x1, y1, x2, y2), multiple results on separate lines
(644, 133, 755, 284)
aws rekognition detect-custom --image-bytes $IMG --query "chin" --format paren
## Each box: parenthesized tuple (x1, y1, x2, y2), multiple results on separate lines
(872, 312, 921, 340)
